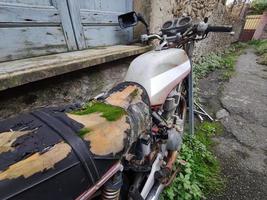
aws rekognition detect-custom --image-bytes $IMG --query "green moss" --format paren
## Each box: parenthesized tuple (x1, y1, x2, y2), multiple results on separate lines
(72, 101, 126, 121)
(129, 88, 139, 99)
(78, 128, 91, 137)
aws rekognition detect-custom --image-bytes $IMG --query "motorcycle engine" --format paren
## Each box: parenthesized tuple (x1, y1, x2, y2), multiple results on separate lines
(159, 86, 186, 151)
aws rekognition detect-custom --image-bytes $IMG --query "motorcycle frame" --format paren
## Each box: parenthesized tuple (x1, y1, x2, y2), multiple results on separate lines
(184, 42, 195, 136)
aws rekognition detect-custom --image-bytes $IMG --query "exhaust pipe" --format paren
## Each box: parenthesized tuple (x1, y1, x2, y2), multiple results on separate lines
(145, 182, 164, 200)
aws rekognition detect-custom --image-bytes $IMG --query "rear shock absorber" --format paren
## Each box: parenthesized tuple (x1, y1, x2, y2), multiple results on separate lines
(101, 172, 122, 200)
(102, 188, 120, 200)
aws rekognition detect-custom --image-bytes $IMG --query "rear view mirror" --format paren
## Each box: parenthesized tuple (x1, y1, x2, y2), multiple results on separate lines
(118, 11, 138, 29)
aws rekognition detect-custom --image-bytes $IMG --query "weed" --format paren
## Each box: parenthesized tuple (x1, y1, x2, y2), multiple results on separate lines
(221, 70, 234, 81)
(248, 39, 267, 55)
(257, 53, 267, 65)
(161, 122, 224, 200)
(71, 101, 126, 121)
(248, 39, 267, 65)
(193, 43, 244, 101)
(193, 44, 244, 84)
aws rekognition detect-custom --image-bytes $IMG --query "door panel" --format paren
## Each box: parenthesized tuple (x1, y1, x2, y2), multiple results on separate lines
(80, 10, 119, 24)
(0, 0, 51, 6)
(95, 0, 131, 12)
(0, 27, 68, 62)
(83, 26, 130, 46)
(0, 0, 77, 62)
(0, 3, 60, 24)
(73, 0, 133, 48)
(0, 0, 134, 62)
(79, 0, 131, 11)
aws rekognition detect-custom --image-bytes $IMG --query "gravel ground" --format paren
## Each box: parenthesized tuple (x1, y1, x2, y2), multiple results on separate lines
(198, 49, 267, 200)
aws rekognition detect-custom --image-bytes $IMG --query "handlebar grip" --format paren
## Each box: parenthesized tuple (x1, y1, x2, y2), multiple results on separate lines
(207, 25, 233, 33)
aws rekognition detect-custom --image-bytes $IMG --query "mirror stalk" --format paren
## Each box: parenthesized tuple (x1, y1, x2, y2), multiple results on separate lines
(137, 13, 149, 34)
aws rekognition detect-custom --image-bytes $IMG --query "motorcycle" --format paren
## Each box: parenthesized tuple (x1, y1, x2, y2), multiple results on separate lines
(0, 11, 233, 200)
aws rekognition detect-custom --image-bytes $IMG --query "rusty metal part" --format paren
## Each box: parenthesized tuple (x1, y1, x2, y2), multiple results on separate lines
(161, 151, 180, 187)
(75, 162, 123, 200)
(163, 167, 180, 187)
(165, 150, 178, 170)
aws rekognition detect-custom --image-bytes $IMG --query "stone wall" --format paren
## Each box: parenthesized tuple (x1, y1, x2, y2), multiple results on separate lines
(148, 0, 246, 60)
(0, 57, 134, 120)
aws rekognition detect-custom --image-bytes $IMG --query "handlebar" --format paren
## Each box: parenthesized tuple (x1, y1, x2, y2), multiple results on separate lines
(141, 34, 162, 42)
(206, 25, 233, 33)
(140, 24, 233, 44)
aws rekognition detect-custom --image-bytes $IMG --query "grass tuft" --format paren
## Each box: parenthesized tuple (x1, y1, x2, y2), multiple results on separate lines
(194, 43, 244, 84)
(193, 43, 245, 102)
(161, 122, 225, 200)
(71, 101, 126, 121)
(248, 39, 267, 65)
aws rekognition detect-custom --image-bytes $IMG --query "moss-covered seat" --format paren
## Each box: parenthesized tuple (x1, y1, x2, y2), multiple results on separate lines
(0, 82, 151, 200)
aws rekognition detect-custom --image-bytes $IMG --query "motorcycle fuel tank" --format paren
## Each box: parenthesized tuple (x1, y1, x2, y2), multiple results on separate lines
(125, 48, 191, 106)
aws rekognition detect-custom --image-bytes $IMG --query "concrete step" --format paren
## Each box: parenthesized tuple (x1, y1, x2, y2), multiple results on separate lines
(0, 44, 151, 91)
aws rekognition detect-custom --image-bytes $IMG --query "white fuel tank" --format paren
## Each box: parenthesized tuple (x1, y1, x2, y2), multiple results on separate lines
(125, 48, 191, 106)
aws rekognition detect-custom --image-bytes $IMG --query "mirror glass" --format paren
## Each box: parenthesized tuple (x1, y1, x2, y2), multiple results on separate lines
(118, 11, 138, 29)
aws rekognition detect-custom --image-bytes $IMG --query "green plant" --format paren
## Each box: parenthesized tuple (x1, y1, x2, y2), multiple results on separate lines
(77, 127, 91, 137)
(194, 45, 243, 82)
(193, 43, 244, 99)
(248, 39, 267, 65)
(250, 0, 267, 15)
(248, 39, 267, 54)
(71, 101, 126, 121)
(161, 122, 224, 200)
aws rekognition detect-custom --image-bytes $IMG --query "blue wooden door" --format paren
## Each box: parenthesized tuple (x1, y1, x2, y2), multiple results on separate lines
(0, 0, 77, 62)
(0, 0, 133, 62)
(68, 0, 133, 48)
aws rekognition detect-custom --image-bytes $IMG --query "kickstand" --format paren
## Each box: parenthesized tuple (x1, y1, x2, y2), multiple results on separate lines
(194, 101, 214, 122)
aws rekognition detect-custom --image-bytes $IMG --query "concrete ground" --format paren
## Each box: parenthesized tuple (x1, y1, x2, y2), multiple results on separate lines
(198, 49, 267, 200)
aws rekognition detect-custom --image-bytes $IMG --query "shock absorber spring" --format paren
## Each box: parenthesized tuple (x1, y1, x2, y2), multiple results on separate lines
(101, 188, 120, 200)
(101, 172, 122, 200)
